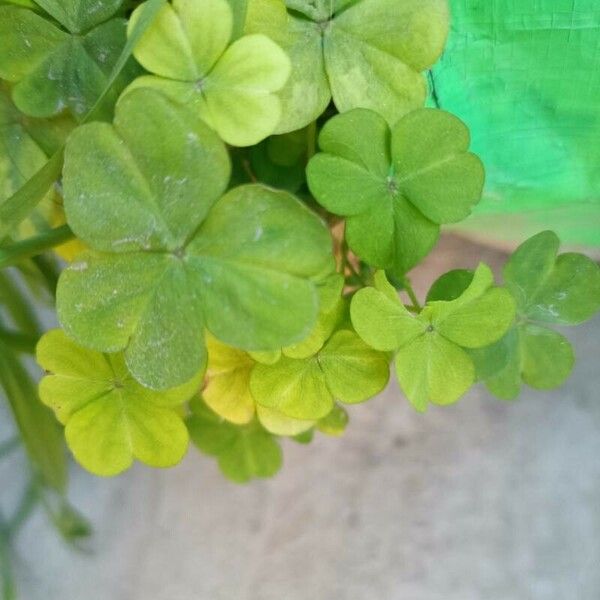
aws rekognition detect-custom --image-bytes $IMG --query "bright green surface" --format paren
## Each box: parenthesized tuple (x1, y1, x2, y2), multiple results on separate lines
(37, 330, 201, 477)
(433, 0, 600, 246)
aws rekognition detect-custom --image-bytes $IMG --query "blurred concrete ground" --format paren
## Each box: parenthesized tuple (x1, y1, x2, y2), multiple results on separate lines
(3, 235, 600, 600)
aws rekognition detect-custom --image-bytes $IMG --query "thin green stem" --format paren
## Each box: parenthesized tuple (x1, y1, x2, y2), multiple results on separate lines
(7, 483, 38, 538)
(403, 278, 422, 311)
(0, 328, 37, 354)
(0, 225, 74, 270)
(0, 513, 15, 600)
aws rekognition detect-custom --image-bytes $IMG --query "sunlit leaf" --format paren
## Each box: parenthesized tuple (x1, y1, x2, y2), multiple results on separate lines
(352, 266, 514, 410)
(127, 0, 290, 146)
(37, 329, 201, 476)
(57, 89, 333, 390)
(246, 0, 449, 132)
(251, 329, 389, 419)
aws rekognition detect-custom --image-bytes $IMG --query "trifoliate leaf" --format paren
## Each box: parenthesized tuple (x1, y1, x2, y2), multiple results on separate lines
(0, 3, 136, 119)
(307, 108, 484, 274)
(33, 0, 123, 33)
(203, 335, 315, 434)
(127, 0, 290, 146)
(474, 231, 599, 399)
(246, 0, 449, 132)
(427, 264, 516, 348)
(57, 89, 334, 391)
(250, 329, 390, 419)
(476, 324, 575, 400)
(351, 266, 515, 411)
(503, 230, 600, 325)
(316, 403, 348, 437)
(187, 399, 282, 483)
(37, 329, 201, 477)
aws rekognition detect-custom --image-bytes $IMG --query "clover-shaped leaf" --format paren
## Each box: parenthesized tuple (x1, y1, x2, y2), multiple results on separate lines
(203, 335, 320, 435)
(307, 108, 484, 274)
(246, 0, 449, 132)
(187, 398, 282, 483)
(472, 231, 600, 399)
(57, 89, 333, 391)
(250, 329, 390, 420)
(351, 266, 515, 411)
(0, 2, 136, 119)
(127, 0, 290, 146)
(37, 329, 201, 477)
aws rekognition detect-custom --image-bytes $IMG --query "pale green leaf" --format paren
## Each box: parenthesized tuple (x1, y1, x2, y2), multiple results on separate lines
(319, 330, 390, 403)
(203, 335, 256, 425)
(129, 0, 290, 145)
(256, 404, 314, 436)
(429, 264, 516, 349)
(251, 329, 389, 419)
(395, 331, 474, 412)
(251, 354, 332, 419)
(247, 0, 449, 131)
(351, 285, 426, 352)
(37, 329, 201, 476)
(316, 403, 348, 437)
(246, 0, 329, 133)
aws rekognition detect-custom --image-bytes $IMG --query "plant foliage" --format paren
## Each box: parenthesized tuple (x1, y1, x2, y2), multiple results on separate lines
(0, 0, 598, 505)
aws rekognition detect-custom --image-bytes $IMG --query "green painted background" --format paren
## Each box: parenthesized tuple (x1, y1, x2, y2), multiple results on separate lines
(432, 0, 600, 247)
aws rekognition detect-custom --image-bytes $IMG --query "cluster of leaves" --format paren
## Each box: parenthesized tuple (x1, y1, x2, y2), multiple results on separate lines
(0, 0, 598, 502)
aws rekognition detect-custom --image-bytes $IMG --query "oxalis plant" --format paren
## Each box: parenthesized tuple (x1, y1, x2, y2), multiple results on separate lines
(0, 0, 599, 590)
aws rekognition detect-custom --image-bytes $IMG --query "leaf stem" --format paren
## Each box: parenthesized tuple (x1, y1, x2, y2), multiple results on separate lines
(403, 278, 422, 311)
(0, 513, 16, 600)
(7, 482, 38, 539)
(0, 328, 38, 354)
(0, 225, 74, 270)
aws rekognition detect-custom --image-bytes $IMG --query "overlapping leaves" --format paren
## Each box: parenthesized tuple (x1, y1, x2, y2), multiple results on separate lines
(56, 88, 334, 391)
(246, 0, 449, 132)
(351, 267, 515, 411)
(37, 329, 202, 476)
(187, 397, 283, 483)
(126, 0, 291, 146)
(250, 327, 390, 420)
(471, 231, 600, 398)
(307, 108, 484, 274)
(0, 0, 138, 120)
